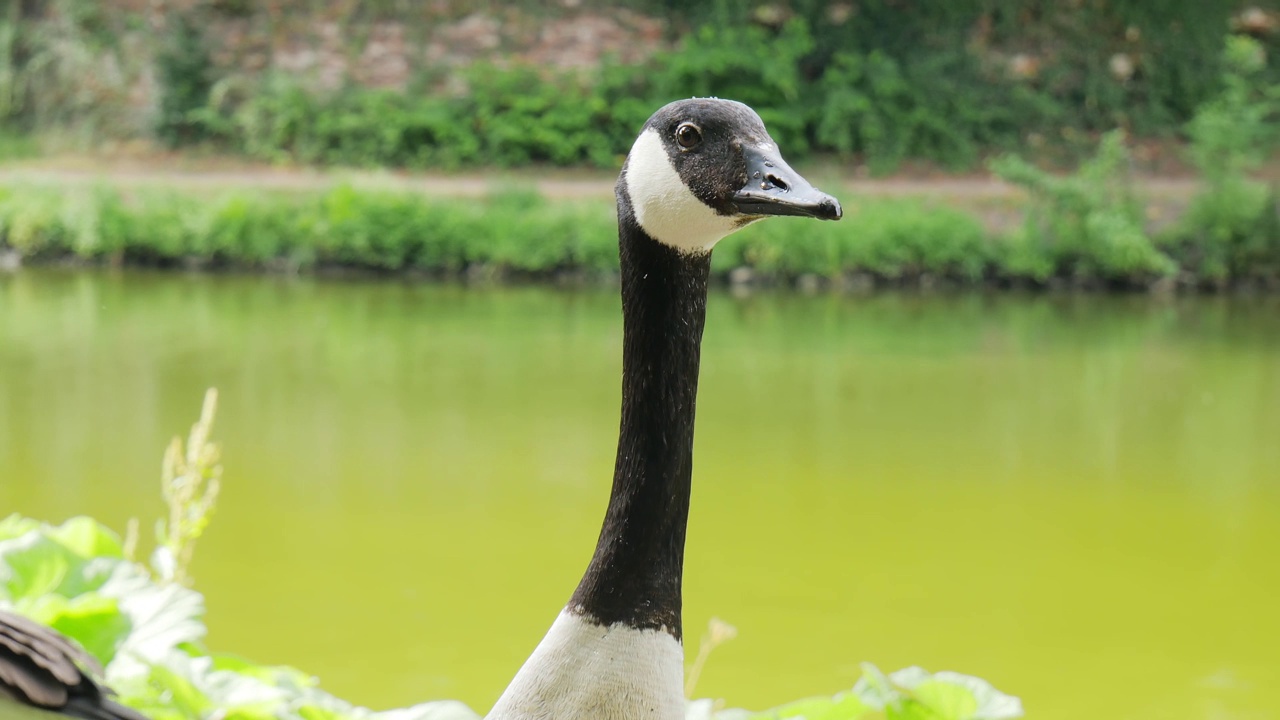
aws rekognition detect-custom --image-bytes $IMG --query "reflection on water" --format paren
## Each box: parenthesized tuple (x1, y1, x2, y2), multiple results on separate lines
(1, 269, 1278, 720)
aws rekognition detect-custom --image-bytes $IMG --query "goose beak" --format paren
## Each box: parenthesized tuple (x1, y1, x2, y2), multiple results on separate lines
(733, 144, 842, 221)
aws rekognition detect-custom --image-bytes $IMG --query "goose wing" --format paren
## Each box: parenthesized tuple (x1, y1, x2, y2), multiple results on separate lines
(0, 610, 149, 720)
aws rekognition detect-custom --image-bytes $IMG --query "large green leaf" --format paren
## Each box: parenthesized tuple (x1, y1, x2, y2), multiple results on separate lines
(48, 516, 125, 559)
(365, 701, 481, 720)
(21, 593, 131, 666)
(0, 516, 205, 679)
(0, 514, 41, 542)
(0, 531, 72, 600)
(888, 669, 1022, 720)
(749, 693, 871, 720)
(851, 665, 1023, 720)
(0, 517, 127, 600)
(688, 699, 751, 720)
(100, 564, 205, 678)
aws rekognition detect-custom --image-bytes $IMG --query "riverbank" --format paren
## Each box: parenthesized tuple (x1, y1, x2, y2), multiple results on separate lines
(2, 157, 1277, 292)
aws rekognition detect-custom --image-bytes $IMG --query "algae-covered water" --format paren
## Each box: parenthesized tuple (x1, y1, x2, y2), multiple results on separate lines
(2, 269, 1277, 720)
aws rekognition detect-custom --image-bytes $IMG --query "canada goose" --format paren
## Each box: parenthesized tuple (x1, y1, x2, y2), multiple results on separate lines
(0, 609, 148, 720)
(486, 99, 841, 720)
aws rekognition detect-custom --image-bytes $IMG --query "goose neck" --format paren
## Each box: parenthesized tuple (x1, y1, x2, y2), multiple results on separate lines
(568, 213, 712, 639)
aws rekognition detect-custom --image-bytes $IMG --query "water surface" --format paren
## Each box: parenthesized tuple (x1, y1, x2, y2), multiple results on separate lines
(2, 270, 1278, 720)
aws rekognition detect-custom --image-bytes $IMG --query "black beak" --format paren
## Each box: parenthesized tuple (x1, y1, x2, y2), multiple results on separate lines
(733, 144, 842, 221)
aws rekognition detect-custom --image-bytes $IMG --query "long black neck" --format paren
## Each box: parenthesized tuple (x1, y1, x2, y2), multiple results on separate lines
(568, 192, 712, 640)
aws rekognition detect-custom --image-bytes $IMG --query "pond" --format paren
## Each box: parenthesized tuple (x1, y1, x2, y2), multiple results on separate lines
(1, 269, 1278, 720)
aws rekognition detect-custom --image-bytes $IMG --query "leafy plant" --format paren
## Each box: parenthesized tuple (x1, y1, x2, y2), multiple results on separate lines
(0, 514, 478, 720)
(0, 514, 207, 678)
(4, 175, 1278, 289)
(1184, 36, 1280, 185)
(155, 10, 216, 146)
(990, 130, 1176, 285)
(4, 1, 1278, 171)
(0, 0, 142, 142)
(749, 664, 1022, 720)
(1165, 35, 1280, 286)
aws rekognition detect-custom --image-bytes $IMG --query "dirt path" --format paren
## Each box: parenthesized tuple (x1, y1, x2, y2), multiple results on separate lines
(0, 158, 1206, 200)
(0, 157, 1213, 236)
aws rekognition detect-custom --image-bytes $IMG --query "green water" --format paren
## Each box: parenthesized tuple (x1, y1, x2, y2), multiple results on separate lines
(1, 269, 1278, 719)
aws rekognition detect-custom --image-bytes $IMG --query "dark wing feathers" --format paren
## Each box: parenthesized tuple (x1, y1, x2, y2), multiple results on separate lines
(0, 610, 149, 720)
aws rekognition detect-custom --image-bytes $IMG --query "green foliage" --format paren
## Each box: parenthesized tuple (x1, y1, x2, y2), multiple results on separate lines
(0, 0, 139, 141)
(720, 199, 990, 282)
(1184, 36, 1280, 183)
(155, 388, 222, 586)
(0, 181, 622, 274)
(2, 174, 1278, 289)
(812, 49, 1048, 174)
(0, 515, 477, 720)
(88, 3, 1270, 173)
(464, 66, 620, 167)
(0, 514, 207, 676)
(990, 131, 1176, 284)
(1164, 36, 1280, 285)
(155, 10, 216, 146)
(0, 181, 1006, 283)
(1, 2, 1273, 173)
(184, 14, 1046, 173)
(750, 664, 1023, 720)
(199, 68, 623, 169)
(644, 19, 815, 154)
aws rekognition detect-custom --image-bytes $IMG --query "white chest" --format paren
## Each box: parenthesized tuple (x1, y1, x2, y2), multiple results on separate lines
(485, 609, 685, 720)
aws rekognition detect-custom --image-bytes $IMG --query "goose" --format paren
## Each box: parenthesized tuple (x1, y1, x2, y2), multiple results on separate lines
(0, 609, 148, 720)
(486, 99, 841, 720)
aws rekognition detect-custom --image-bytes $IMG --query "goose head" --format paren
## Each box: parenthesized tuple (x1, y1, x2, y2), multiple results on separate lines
(618, 98, 842, 254)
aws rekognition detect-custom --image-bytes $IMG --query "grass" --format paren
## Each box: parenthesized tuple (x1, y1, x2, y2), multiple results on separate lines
(1, 177, 1276, 291)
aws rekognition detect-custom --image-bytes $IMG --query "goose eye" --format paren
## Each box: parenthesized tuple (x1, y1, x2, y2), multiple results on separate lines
(675, 123, 702, 150)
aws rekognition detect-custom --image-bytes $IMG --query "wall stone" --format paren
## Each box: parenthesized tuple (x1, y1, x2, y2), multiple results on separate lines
(205, 4, 668, 93)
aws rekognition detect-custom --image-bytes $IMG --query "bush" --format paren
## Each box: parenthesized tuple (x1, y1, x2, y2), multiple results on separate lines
(0, 0, 142, 141)
(0, 182, 1001, 284)
(990, 130, 1176, 285)
(719, 199, 990, 282)
(0, 182, 623, 275)
(2, 167, 1277, 290)
(189, 15, 1052, 173)
(155, 10, 215, 146)
(132, 3, 1279, 173)
(1164, 36, 1280, 286)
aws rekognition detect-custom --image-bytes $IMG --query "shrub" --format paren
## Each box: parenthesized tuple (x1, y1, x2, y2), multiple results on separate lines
(990, 130, 1176, 285)
(155, 10, 215, 146)
(1165, 36, 1280, 285)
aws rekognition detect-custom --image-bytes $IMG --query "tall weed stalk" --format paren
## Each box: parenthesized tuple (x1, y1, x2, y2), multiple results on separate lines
(154, 388, 222, 586)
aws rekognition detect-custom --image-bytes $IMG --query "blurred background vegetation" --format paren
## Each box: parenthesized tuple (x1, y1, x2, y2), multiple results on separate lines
(2, 0, 1278, 170)
(1, 0, 1279, 287)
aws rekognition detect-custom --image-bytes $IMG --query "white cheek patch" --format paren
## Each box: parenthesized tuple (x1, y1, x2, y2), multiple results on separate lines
(486, 609, 685, 720)
(623, 129, 743, 254)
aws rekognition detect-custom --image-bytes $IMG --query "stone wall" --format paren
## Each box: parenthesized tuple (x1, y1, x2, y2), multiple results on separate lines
(206, 3, 667, 93)
(12, 1, 669, 138)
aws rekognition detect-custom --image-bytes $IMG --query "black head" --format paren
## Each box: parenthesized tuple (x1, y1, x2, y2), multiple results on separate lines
(618, 98, 842, 253)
